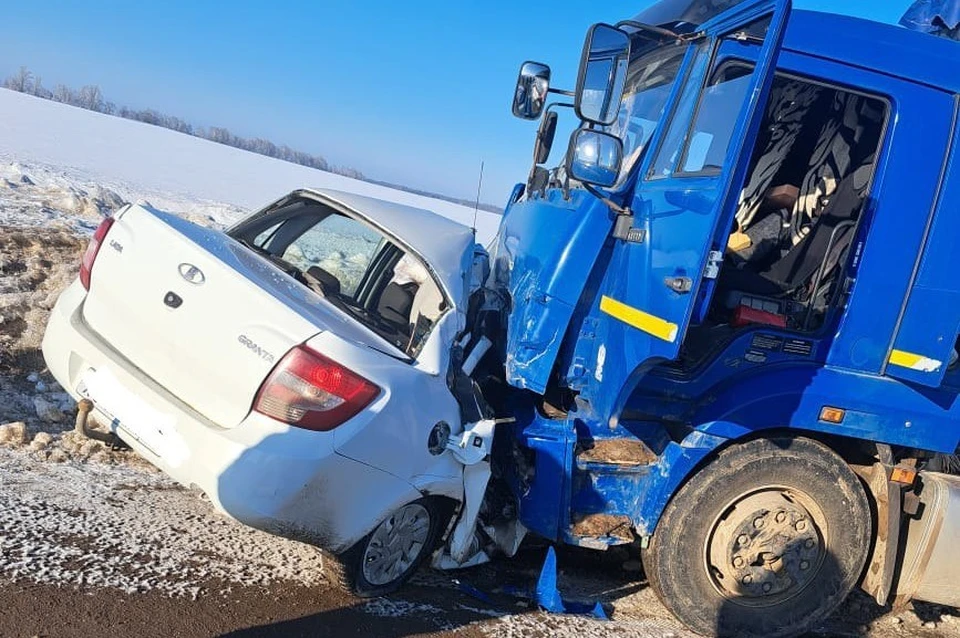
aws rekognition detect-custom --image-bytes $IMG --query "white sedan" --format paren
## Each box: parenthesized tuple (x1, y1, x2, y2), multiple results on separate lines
(43, 188, 497, 595)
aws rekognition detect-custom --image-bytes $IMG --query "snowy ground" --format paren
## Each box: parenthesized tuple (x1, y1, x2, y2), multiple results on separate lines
(0, 447, 328, 598)
(1, 86, 959, 637)
(2, 436, 958, 638)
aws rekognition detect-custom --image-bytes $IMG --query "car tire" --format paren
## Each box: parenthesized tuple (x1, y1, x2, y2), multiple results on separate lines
(643, 436, 871, 638)
(326, 497, 450, 598)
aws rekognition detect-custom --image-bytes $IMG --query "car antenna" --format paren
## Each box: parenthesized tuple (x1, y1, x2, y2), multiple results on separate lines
(472, 160, 484, 237)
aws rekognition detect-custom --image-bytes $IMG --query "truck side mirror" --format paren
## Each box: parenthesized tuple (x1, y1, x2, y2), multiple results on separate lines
(534, 110, 558, 165)
(575, 24, 630, 125)
(567, 128, 623, 188)
(512, 62, 551, 120)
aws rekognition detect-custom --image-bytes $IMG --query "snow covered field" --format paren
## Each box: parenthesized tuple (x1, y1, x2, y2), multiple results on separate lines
(0, 88, 502, 242)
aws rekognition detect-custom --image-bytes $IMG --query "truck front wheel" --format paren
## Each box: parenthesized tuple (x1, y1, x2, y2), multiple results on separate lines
(644, 436, 871, 637)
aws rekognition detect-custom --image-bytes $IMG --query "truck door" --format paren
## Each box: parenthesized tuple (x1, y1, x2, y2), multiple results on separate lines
(574, 0, 791, 422)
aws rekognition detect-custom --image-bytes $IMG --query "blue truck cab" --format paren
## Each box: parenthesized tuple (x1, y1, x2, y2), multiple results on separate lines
(482, 0, 960, 634)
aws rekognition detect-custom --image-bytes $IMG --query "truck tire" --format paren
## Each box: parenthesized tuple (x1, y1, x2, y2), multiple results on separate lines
(326, 497, 448, 598)
(644, 436, 871, 637)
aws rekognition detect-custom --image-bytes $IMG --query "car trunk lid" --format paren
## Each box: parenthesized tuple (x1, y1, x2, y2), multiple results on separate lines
(81, 203, 395, 428)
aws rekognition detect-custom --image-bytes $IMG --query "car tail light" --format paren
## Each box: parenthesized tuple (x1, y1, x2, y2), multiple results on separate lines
(253, 345, 380, 431)
(79, 217, 115, 290)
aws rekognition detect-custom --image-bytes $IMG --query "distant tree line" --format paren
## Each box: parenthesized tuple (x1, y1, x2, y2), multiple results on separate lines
(2, 66, 499, 213)
(2, 66, 359, 177)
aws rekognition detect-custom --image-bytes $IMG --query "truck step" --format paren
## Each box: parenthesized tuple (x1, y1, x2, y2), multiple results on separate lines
(567, 513, 635, 548)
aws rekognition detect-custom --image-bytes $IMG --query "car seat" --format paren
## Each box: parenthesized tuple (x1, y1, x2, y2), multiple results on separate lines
(377, 281, 418, 327)
(721, 160, 872, 297)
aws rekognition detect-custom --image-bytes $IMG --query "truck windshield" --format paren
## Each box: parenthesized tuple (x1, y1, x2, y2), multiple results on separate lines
(606, 36, 691, 187)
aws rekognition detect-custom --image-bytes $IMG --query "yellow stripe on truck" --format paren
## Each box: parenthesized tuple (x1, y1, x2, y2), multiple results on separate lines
(600, 296, 679, 343)
(889, 349, 942, 373)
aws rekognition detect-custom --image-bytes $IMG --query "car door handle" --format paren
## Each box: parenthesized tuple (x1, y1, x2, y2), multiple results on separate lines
(664, 277, 693, 294)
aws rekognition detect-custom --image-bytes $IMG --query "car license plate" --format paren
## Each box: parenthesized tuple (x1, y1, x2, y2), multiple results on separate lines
(80, 367, 187, 465)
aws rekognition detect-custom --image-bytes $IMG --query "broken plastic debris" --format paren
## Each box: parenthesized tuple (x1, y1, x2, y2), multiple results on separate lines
(535, 546, 608, 620)
(432, 547, 490, 570)
(457, 580, 494, 605)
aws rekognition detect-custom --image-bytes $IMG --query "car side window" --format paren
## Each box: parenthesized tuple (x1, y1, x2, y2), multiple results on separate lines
(604, 38, 692, 187)
(253, 221, 283, 249)
(281, 214, 385, 298)
(233, 200, 450, 358)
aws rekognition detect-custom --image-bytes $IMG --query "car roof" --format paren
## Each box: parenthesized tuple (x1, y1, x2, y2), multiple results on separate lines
(784, 10, 960, 94)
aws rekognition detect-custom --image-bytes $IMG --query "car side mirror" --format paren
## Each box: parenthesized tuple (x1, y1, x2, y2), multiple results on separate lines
(575, 23, 630, 125)
(567, 129, 623, 188)
(512, 62, 551, 120)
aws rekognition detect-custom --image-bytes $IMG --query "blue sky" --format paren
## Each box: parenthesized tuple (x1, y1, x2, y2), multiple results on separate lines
(0, 1, 916, 203)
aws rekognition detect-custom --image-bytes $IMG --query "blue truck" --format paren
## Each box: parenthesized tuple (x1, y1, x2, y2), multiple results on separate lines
(474, 0, 960, 634)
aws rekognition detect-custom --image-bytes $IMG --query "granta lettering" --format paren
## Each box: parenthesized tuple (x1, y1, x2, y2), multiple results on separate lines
(238, 335, 276, 364)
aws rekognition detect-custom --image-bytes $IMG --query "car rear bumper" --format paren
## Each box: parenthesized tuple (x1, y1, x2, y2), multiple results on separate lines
(42, 280, 422, 553)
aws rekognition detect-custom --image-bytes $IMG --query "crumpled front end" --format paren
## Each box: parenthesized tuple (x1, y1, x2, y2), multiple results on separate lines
(489, 189, 614, 395)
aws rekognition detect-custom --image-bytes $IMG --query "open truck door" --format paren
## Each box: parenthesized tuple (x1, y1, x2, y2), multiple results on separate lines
(572, 0, 792, 423)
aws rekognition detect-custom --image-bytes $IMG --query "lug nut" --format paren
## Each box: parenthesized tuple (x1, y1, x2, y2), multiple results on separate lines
(743, 575, 753, 585)
(733, 556, 744, 569)
(800, 560, 810, 570)
(795, 520, 807, 532)
(775, 511, 786, 524)
(753, 516, 765, 529)
(737, 534, 749, 546)
(805, 538, 815, 549)
(763, 582, 773, 593)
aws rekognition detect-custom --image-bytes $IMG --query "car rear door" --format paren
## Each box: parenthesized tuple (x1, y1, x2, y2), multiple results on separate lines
(575, 0, 791, 422)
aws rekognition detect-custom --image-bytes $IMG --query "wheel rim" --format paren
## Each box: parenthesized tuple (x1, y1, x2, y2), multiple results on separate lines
(704, 487, 828, 608)
(361, 503, 431, 586)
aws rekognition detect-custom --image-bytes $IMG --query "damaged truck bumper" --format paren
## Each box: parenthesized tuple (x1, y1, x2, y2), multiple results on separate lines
(42, 281, 422, 553)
